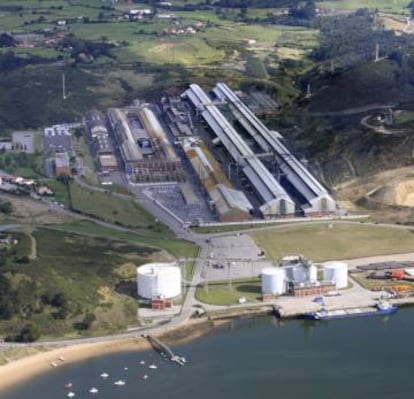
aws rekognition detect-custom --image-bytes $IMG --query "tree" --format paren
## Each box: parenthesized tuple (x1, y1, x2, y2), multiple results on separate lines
(0, 200, 12, 214)
(16, 323, 41, 342)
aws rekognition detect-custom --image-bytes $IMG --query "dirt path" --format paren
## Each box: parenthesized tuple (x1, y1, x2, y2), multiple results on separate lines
(28, 232, 37, 260)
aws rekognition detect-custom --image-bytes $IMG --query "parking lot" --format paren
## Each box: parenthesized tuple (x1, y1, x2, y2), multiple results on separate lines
(201, 234, 275, 281)
(143, 183, 216, 225)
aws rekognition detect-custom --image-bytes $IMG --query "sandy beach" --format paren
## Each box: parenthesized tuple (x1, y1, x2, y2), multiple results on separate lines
(0, 319, 218, 393)
(0, 338, 151, 393)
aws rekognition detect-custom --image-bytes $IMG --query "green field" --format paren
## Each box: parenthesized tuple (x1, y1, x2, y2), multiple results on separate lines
(69, 183, 158, 229)
(251, 222, 414, 262)
(195, 278, 261, 305)
(0, 228, 168, 339)
(317, 0, 410, 12)
(48, 219, 198, 260)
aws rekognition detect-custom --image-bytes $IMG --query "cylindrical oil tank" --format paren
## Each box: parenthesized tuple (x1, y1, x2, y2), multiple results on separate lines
(323, 261, 348, 289)
(309, 264, 318, 283)
(261, 267, 286, 295)
(292, 265, 307, 284)
(137, 262, 181, 299)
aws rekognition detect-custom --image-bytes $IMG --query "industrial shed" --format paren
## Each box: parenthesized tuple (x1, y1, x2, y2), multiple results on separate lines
(182, 84, 295, 218)
(107, 107, 184, 182)
(182, 138, 253, 222)
(213, 82, 336, 216)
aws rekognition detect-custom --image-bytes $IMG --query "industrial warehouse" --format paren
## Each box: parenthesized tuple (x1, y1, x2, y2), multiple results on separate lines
(83, 82, 337, 224)
(107, 105, 184, 182)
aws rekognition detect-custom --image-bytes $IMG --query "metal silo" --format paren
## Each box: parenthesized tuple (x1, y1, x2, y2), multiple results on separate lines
(309, 264, 318, 283)
(261, 267, 286, 295)
(323, 261, 348, 289)
(137, 262, 182, 299)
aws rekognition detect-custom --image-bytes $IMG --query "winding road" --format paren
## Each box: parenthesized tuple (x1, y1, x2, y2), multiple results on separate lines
(1, 177, 414, 349)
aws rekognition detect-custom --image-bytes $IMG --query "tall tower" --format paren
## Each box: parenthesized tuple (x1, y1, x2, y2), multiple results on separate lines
(62, 73, 67, 100)
(375, 43, 380, 62)
(305, 83, 311, 99)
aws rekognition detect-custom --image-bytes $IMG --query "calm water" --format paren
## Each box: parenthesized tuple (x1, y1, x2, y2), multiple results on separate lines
(4, 309, 414, 399)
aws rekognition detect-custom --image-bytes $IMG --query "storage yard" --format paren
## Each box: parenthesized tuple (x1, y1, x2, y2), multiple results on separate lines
(81, 82, 337, 225)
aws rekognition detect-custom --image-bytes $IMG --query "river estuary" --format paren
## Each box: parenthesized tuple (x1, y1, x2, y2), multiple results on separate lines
(4, 308, 414, 399)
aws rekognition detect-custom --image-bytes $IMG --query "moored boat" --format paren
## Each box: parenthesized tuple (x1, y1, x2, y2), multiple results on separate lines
(301, 301, 398, 321)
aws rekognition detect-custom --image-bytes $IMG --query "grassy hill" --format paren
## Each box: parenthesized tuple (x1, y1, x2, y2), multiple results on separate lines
(0, 228, 168, 339)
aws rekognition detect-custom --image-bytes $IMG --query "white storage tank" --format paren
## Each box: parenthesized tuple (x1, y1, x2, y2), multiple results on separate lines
(261, 267, 286, 295)
(309, 264, 318, 283)
(323, 261, 348, 289)
(284, 264, 308, 284)
(137, 262, 181, 299)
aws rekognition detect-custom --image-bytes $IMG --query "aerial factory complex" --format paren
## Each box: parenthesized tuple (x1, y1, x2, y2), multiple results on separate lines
(78, 83, 337, 225)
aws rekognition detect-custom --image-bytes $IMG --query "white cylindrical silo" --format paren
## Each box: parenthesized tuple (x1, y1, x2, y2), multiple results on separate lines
(323, 261, 348, 289)
(292, 265, 307, 284)
(261, 267, 286, 295)
(137, 262, 182, 299)
(309, 264, 318, 283)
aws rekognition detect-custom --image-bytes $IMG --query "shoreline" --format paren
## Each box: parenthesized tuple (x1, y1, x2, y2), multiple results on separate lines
(0, 318, 219, 393)
(1, 297, 413, 393)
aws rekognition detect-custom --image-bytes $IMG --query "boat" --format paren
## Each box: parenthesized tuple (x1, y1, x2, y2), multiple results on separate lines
(114, 380, 126, 386)
(100, 372, 109, 379)
(64, 382, 73, 389)
(141, 374, 148, 380)
(148, 364, 158, 369)
(89, 387, 99, 394)
(67, 392, 75, 398)
(58, 356, 65, 361)
(50, 362, 58, 368)
(124, 367, 128, 371)
(139, 360, 145, 365)
(300, 301, 398, 321)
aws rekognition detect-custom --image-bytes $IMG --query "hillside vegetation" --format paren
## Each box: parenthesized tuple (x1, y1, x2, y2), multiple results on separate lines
(0, 228, 168, 340)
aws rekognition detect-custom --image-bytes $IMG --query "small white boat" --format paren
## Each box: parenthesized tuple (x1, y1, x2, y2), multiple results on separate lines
(114, 380, 126, 386)
(148, 364, 158, 370)
(67, 392, 75, 398)
(59, 356, 65, 361)
(100, 372, 109, 379)
(50, 362, 58, 368)
(64, 382, 73, 389)
(124, 367, 128, 371)
(141, 374, 148, 380)
(89, 387, 99, 394)
(139, 360, 145, 365)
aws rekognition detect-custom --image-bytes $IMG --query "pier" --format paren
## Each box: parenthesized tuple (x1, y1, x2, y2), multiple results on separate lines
(145, 335, 186, 366)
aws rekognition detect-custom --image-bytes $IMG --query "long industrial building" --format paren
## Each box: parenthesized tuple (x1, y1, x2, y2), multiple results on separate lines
(107, 106, 183, 182)
(182, 137, 253, 222)
(212, 82, 336, 215)
(182, 84, 295, 218)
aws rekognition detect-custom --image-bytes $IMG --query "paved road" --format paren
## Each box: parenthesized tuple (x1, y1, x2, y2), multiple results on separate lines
(3, 178, 414, 348)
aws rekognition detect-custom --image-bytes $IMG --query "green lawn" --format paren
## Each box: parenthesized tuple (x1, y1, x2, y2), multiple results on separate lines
(195, 278, 262, 305)
(69, 183, 157, 229)
(251, 222, 414, 262)
(48, 219, 199, 260)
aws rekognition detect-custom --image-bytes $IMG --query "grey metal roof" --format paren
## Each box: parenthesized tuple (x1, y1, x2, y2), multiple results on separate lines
(184, 84, 295, 213)
(213, 82, 335, 208)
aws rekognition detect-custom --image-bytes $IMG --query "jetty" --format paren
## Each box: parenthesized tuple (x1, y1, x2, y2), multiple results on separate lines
(145, 335, 186, 366)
